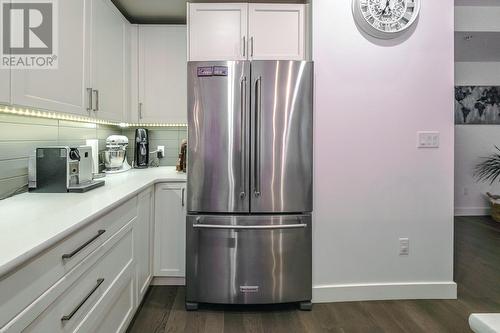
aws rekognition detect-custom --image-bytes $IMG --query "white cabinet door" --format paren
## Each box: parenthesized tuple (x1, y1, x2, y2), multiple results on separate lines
(138, 25, 187, 124)
(90, 0, 128, 121)
(11, 0, 90, 115)
(188, 3, 247, 61)
(154, 183, 186, 277)
(248, 4, 306, 60)
(0, 68, 10, 105)
(135, 187, 154, 304)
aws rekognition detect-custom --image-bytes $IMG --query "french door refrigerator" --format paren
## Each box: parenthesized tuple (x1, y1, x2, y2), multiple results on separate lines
(186, 60, 313, 310)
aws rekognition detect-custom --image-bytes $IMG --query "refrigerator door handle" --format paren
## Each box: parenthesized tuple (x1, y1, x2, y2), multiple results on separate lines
(192, 224, 307, 230)
(240, 76, 247, 200)
(254, 76, 262, 198)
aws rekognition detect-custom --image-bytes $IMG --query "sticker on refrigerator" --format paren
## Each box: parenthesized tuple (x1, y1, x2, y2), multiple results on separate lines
(197, 66, 213, 77)
(213, 66, 228, 76)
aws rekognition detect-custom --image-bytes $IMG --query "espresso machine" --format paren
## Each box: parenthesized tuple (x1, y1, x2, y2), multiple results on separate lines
(134, 128, 149, 168)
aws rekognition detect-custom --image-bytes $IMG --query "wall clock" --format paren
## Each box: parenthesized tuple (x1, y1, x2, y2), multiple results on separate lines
(352, 0, 421, 39)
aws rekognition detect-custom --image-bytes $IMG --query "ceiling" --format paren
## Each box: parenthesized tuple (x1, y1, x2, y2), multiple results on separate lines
(111, 0, 309, 24)
(111, 0, 188, 24)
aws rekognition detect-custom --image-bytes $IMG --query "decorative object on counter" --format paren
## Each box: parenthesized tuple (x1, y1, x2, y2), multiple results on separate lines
(134, 128, 149, 169)
(455, 86, 500, 124)
(352, 0, 421, 39)
(474, 146, 500, 222)
(176, 139, 187, 173)
(29, 146, 105, 193)
(104, 135, 132, 174)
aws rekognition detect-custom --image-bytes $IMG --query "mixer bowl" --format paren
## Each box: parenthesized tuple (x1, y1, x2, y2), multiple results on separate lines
(104, 150, 126, 169)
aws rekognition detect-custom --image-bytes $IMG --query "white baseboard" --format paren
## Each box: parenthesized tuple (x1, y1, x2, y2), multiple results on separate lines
(454, 207, 490, 216)
(312, 281, 457, 303)
(151, 276, 185, 286)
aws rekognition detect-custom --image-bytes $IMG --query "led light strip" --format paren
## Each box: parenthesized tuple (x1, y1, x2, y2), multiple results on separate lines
(0, 105, 188, 128)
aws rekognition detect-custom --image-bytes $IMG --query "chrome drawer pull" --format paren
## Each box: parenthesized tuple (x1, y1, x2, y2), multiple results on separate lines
(61, 278, 104, 322)
(193, 224, 307, 230)
(62, 230, 105, 260)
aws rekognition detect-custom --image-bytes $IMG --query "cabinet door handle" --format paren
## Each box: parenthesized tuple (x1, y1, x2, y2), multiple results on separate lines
(92, 90, 99, 111)
(181, 188, 185, 207)
(86, 88, 93, 113)
(139, 102, 143, 120)
(242, 36, 246, 57)
(61, 278, 104, 322)
(250, 37, 254, 57)
(62, 230, 105, 260)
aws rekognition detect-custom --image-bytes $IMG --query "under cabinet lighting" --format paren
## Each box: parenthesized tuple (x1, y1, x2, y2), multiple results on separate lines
(0, 105, 188, 128)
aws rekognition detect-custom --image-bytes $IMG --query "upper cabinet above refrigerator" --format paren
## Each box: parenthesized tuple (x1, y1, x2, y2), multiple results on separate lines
(187, 3, 309, 61)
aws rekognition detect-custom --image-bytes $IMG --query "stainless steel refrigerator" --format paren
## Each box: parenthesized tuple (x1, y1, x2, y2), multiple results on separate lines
(186, 60, 313, 310)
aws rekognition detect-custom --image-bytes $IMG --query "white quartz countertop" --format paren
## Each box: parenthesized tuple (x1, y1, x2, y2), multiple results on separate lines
(0, 167, 186, 278)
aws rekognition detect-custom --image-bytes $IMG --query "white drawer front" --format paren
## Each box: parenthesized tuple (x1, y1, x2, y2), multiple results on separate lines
(0, 197, 137, 328)
(2, 219, 135, 333)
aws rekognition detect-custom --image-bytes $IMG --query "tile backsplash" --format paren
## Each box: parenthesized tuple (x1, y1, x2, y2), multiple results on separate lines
(0, 114, 186, 199)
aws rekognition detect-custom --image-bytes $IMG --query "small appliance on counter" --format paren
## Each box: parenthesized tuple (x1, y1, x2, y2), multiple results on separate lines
(176, 139, 187, 173)
(103, 135, 131, 174)
(29, 146, 105, 193)
(134, 128, 149, 168)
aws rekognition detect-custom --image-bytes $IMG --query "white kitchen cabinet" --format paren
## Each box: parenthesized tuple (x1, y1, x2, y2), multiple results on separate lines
(248, 4, 306, 61)
(11, 0, 91, 115)
(135, 187, 154, 303)
(188, 3, 248, 61)
(90, 0, 129, 121)
(154, 183, 186, 277)
(138, 26, 187, 124)
(0, 68, 10, 105)
(187, 3, 307, 61)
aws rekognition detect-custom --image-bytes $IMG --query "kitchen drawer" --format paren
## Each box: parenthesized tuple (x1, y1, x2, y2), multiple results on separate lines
(0, 197, 137, 328)
(2, 221, 134, 333)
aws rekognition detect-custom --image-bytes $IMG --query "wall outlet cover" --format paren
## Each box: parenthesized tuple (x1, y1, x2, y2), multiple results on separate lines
(417, 131, 440, 148)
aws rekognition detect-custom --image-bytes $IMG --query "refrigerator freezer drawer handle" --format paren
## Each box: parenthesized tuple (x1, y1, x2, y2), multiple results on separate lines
(192, 224, 307, 230)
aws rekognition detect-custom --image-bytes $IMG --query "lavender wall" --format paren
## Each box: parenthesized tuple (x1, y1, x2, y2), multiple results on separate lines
(312, 0, 456, 302)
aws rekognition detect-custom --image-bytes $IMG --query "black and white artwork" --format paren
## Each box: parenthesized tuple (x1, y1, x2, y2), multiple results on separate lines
(455, 86, 500, 124)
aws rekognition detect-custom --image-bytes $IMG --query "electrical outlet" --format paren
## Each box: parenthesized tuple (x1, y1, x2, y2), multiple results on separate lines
(399, 238, 409, 256)
(417, 131, 440, 148)
(157, 146, 165, 158)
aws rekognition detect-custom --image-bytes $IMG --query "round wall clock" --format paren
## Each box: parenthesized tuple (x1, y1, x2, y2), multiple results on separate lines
(352, 0, 421, 39)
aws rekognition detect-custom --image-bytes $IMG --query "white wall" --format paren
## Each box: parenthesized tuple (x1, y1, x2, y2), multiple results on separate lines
(312, 0, 456, 302)
(455, 126, 500, 215)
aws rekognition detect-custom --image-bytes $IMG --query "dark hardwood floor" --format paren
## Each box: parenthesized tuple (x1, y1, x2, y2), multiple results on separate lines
(127, 216, 500, 333)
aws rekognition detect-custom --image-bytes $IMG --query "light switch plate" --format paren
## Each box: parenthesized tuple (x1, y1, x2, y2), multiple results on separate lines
(417, 131, 440, 148)
(399, 238, 409, 256)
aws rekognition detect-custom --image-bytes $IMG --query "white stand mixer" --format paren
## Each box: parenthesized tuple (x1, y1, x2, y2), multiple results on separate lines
(103, 135, 132, 174)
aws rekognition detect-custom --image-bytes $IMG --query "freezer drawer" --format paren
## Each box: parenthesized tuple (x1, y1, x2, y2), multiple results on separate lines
(186, 214, 312, 305)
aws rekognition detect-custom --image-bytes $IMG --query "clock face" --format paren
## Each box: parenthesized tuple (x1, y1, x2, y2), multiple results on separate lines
(353, 0, 421, 39)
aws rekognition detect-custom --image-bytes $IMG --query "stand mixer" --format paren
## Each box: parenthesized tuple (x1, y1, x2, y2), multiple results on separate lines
(103, 135, 132, 174)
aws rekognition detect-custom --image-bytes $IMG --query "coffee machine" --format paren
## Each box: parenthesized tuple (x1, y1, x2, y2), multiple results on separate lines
(134, 128, 149, 168)
(28, 146, 105, 193)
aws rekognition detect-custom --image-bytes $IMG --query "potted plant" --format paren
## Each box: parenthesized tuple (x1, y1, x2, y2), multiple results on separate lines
(474, 146, 500, 222)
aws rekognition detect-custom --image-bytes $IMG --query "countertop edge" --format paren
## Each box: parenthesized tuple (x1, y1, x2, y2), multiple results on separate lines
(0, 175, 186, 279)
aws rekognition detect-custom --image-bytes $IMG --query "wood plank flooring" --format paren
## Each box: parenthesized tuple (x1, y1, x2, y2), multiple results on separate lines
(127, 216, 500, 333)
